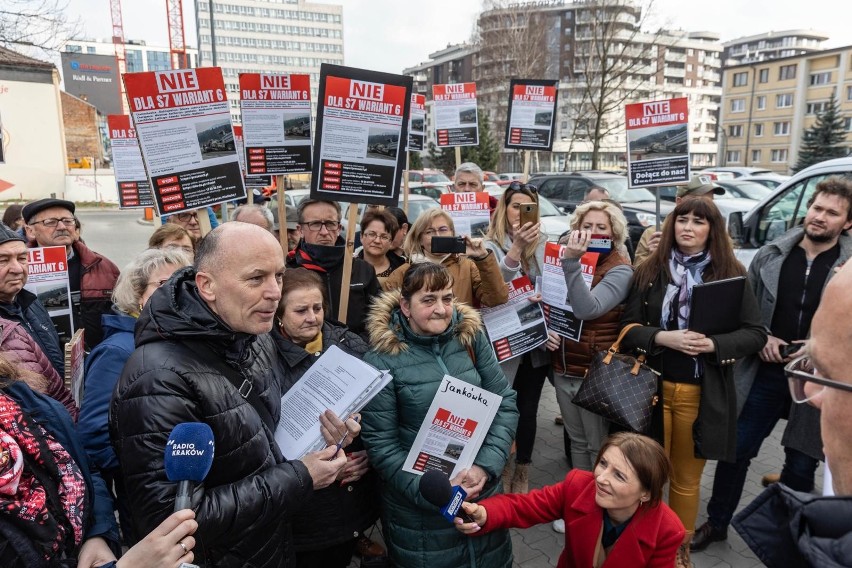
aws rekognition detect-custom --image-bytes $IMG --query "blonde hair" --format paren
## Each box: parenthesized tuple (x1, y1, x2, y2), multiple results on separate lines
(570, 200, 629, 246)
(487, 187, 541, 273)
(403, 208, 455, 258)
(112, 248, 192, 314)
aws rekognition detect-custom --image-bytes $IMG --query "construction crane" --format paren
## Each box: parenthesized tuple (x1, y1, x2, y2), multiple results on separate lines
(166, 0, 189, 69)
(109, 0, 128, 113)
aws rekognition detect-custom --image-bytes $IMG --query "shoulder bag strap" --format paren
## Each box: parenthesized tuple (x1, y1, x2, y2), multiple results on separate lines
(602, 323, 644, 365)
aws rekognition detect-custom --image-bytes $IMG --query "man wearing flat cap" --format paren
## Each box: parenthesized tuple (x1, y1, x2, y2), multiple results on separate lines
(633, 174, 725, 266)
(23, 198, 120, 350)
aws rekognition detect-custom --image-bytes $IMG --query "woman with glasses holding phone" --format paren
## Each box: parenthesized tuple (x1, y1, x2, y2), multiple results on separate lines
(77, 248, 191, 546)
(382, 209, 509, 308)
(484, 181, 551, 494)
(357, 209, 406, 286)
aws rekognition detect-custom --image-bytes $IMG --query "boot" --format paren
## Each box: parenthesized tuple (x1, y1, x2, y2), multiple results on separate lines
(676, 534, 695, 568)
(500, 461, 514, 493)
(511, 462, 530, 494)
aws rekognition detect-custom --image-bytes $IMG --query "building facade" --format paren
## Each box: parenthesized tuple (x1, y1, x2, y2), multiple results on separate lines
(194, 0, 344, 124)
(719, 45, 852, 173)
(722, 30, 828, 65)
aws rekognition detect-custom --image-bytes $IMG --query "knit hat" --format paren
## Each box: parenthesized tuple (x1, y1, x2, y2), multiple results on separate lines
(0, 223, 26, 246)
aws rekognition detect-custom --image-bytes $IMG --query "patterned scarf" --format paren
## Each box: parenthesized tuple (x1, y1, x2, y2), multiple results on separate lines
(661, 248, 712, 331)
(287, 239, 345, 273)
(0, 393, 86, 563)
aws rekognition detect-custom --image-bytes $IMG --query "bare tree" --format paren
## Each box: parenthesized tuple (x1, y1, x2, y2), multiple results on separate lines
(0, 0, 81, 55)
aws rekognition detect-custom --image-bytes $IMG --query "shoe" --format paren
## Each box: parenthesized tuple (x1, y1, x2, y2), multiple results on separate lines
(355, 536, 385, 558)
(500, 461, 513, 493)
(762, 473, 781, 487)
(689, 522, 727, 552)
(511, 462, 529, 494)
(676, 542, 694, 568)
(554, 415, 564, 425)
(552, 519, 565, 533)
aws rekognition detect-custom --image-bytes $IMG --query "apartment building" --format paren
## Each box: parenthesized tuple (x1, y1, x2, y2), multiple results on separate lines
(195, 0, 344, 124)
(722, 30, 828, 65)
(720, 45, 852, 173)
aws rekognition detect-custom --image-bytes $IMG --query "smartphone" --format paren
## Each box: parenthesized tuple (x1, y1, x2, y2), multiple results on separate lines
(588, 234, 612, 254)
(780, 343, 802, 358)
(519, 203, 538, 227)
(431, 236, 466, 254)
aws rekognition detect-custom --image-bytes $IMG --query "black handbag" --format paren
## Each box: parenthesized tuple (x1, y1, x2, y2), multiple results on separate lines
(572, 323, 661, 433)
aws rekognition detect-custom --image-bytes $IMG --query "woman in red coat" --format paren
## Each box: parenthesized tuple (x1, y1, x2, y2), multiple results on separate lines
(456, 433, 684, 568)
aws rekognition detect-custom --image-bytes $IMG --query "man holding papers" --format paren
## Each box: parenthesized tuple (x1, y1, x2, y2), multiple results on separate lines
(361, 262, 518, 568)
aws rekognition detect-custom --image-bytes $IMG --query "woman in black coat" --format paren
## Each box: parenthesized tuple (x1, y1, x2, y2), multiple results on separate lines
(272, 268, 380, 568)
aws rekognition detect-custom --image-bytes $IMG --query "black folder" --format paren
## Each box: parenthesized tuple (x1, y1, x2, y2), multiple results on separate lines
(688, 276, 747, 335)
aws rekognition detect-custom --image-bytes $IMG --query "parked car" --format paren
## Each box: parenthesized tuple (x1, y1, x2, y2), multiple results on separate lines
(496, 173, 524, 186)
(699, 166, 774, 178)
(483, 171, 501, 183)
(408, 169, 454, 191)
(340, 193, 441, 234)
(269, 188, 312, 209)
(738, 173, 790, 189)
(485, 186, 570, 242)
(408, 183, 451, 201)
(729, 156, 852, 267)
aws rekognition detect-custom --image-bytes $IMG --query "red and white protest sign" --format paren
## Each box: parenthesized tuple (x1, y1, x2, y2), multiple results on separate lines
(439, 192, 491, 237)
(505, 79, 558, 150)
(239, 73, 312, 175)
(24, 246, 74, 344)
(481, 276, 548, 363)
(541, 243, 598, 341)
(123, 67, 246, 214)
(107, 115, 153, 209)
(432, 82, 478, 147)
(625, 97, 690, 187)
(407, 93, 427, 152)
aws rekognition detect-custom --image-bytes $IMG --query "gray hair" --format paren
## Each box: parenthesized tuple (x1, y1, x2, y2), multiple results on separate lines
(297, 199, 342, 223)
(112, 248, 192, 314)
(231, 204, 274, 231)
(454, 162, 483, 183)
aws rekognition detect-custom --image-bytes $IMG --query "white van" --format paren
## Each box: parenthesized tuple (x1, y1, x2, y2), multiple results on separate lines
(729, 157, 852, 266)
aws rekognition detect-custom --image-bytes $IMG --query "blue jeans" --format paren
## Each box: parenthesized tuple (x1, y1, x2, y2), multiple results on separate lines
(706, 363, 819, 530)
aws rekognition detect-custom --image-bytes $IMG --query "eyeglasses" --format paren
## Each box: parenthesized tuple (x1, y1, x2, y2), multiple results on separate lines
(30, 217, 75, 228)
(175, 212, 199, 222)
(785, 354, 852, 406)
(423, 227, 452, 237)
(507, 181, 538, 193)
(302, 220, 340, 232)
(362, 230, 391, 242)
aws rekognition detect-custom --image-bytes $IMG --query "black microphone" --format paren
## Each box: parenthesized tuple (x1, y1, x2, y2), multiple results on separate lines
(418, 469, 476, 523)
(164, 423, 215, 512)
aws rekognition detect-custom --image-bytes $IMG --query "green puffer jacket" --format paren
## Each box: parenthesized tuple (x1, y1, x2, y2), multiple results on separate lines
(362, 290, 518, 568)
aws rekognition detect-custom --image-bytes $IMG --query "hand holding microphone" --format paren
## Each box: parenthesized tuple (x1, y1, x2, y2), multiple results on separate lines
(418, 469, 477, 524)
(164, 423, 215, 512)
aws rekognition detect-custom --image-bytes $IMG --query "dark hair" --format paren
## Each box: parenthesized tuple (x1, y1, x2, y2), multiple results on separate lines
(148, 224, 195, 250)
(385, 206, 410, 229)
(807, 176, 852, 221)
(400, 262, 454, 301)
(594, 432, 671, 508)
(276, 267, 329, 319)
(633, 198, 745, 289)
(297, 199, 342, 224)
(360, 209, 399, 237)
(2, 205, 23, 228)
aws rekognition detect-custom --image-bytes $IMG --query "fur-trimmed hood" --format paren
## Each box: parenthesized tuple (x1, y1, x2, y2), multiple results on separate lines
(367, 289, 483, 356)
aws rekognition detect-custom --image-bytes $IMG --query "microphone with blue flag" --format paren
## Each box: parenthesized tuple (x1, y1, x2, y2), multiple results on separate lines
(164, 423, 215, 512)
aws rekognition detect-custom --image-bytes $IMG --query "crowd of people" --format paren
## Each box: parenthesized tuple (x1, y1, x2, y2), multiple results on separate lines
(0, 163, 850, 568)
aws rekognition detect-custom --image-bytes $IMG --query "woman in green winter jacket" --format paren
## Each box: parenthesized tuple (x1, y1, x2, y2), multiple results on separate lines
(361, 262, 519, 568)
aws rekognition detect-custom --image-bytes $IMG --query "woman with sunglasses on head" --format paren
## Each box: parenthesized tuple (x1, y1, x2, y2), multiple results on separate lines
(77, 248, 191, 547)
(357, 209, 406, 286)
(619, 198, 765, 567)
(484, 181, 551, 494)
(382, 209, 509, 308)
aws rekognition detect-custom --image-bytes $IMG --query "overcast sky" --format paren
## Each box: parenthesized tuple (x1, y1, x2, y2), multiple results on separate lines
(67, 0, 851, 73)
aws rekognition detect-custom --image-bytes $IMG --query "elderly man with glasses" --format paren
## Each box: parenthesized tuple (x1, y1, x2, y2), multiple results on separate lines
(286, 199, 380, 339)
(23, 198, 120, 350)
(732, 261, 852, 566)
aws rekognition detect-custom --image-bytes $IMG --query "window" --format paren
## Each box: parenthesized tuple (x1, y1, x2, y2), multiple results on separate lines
(771, 149, 789, 162)
(733, 72, 748, 87)
(756, 95, 766, 110)
(729, 124, 743, 137)
(806, 101, 830, 115)
(810, 72, 831, 85)
(757, 174, 828, 245)
(774, 122, 791, 135)
(779, 64, 797, 80)
(86, 46, 96, 54)
(731, 99, 745, 112)
(752, 149, 762, 163)
(726, 150, 742, 163)
(754, 123, 764, 137)
(848, 85, 852, 101)
(65, 44, 81, 53)
(776, 93, 793, 108)
(758, 68, 769, 83)
(845, 117, 852, 132)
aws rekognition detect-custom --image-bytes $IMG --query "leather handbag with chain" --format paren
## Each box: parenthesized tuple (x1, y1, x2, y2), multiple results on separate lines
(572, 323, 661, 433)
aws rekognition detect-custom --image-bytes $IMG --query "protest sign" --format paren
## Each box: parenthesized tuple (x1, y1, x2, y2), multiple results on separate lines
(233, 125, 246, 173)
(626, 97, 690, 188)
(107, 115, 154, 209)
(432, 82, 479, 147)
(407, 93, 426, 152)
(123, 67, 246, 215)
(541, 242, 598, 341)
(481, 276, 548, 363)
(505, 79, 559, 150)
(310, 64, 412, 206)
(239, 73, 312, 175)
(24, 246, 74, 345)
(440, 192, 491, 237)
(65, 330, 85, 406)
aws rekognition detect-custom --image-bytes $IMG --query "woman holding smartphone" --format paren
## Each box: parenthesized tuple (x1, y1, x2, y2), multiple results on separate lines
(484, 182, 551, 494)
(382, 209, 509, 308)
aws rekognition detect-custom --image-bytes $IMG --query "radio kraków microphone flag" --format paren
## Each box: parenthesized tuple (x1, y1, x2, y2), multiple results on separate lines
(164, 422, 215, 512)
(418, 469, 476, 523)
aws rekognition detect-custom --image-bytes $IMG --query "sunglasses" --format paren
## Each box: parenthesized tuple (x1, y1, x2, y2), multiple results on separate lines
(507, 181, 538, 193)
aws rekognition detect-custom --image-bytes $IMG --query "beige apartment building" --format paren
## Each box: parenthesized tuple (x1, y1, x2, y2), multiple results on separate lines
(720, 45, 852, 173)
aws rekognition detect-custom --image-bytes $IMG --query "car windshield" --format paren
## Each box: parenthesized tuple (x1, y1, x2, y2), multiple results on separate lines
(537, 195, 561, 217)
(722, 181, 773, 201)
(592, 177, 656, 202)
(423, 173, 451, 183)
(402, 198, 440, 222)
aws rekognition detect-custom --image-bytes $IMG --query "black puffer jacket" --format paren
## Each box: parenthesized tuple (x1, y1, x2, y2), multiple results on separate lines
(272, 321, 380, 551)
(109, 267, 313, 567)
